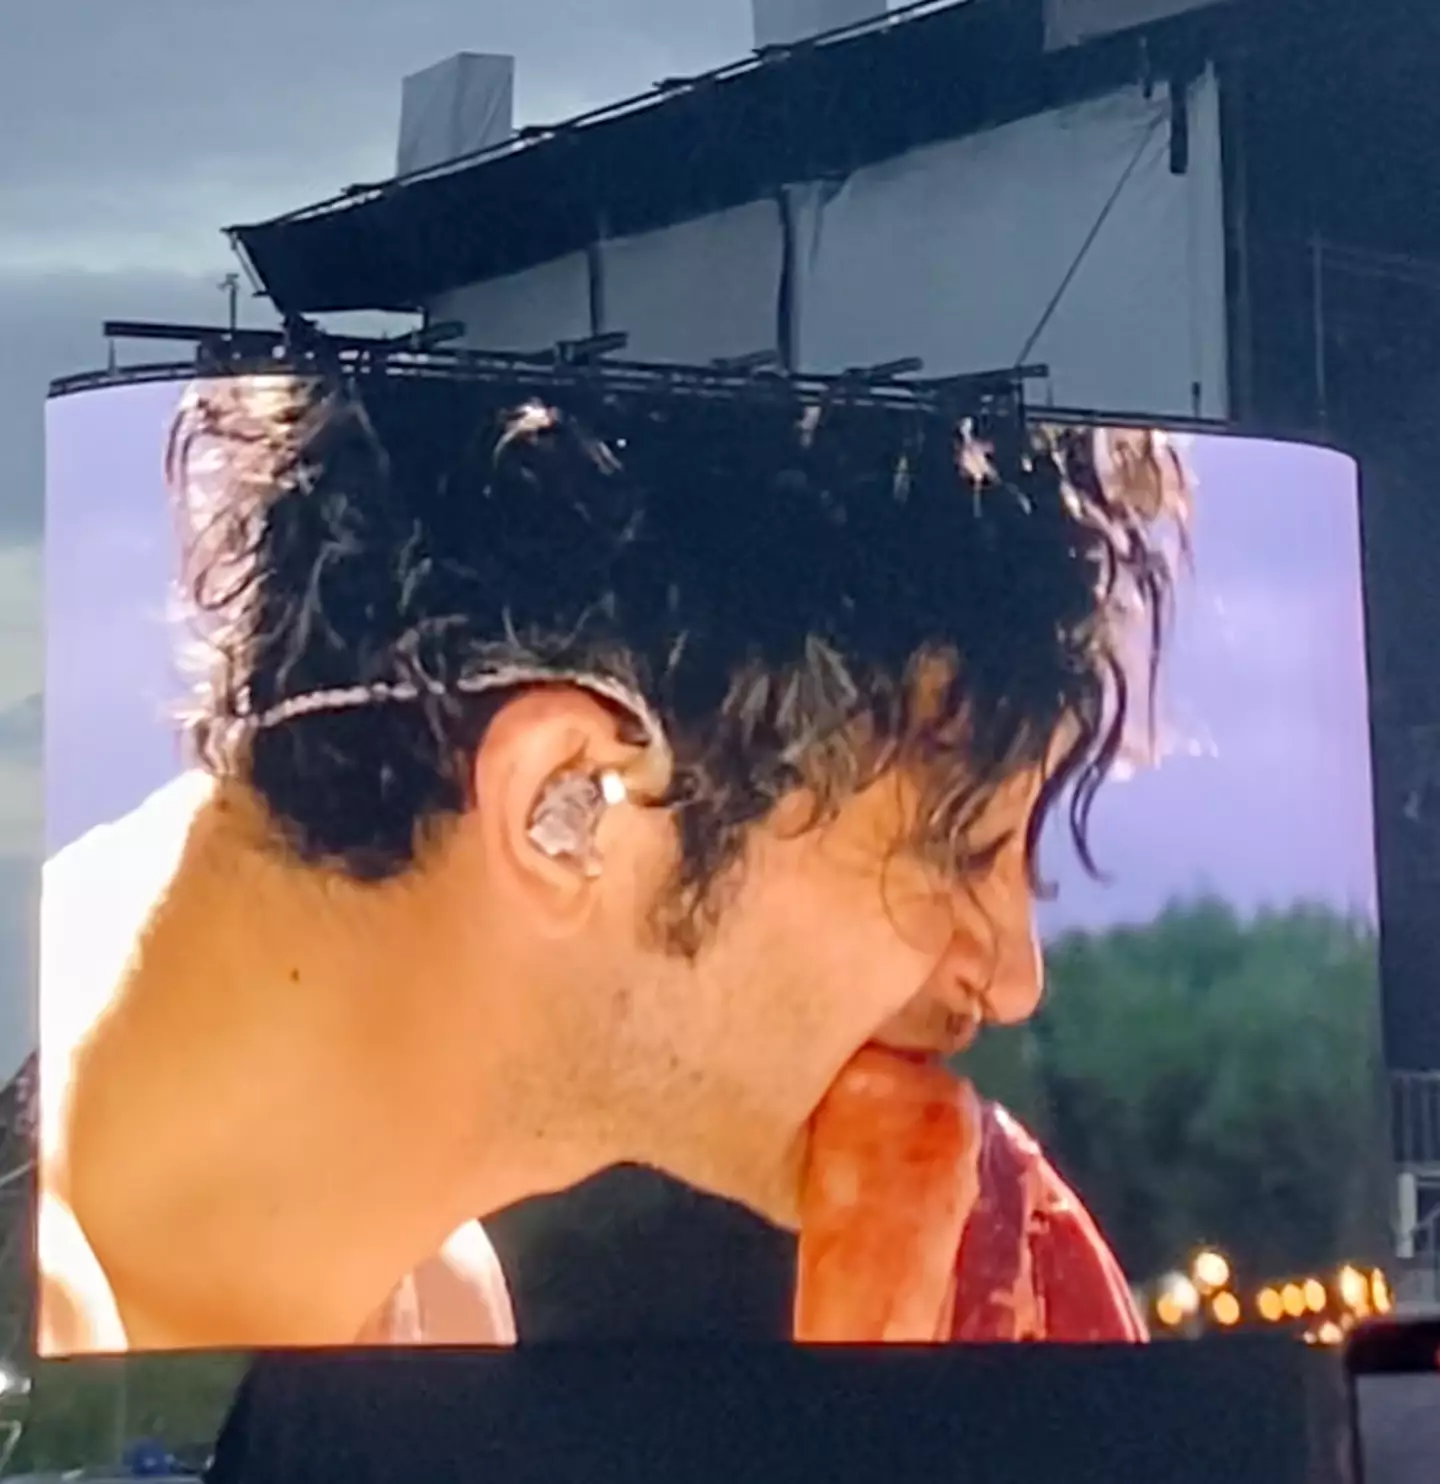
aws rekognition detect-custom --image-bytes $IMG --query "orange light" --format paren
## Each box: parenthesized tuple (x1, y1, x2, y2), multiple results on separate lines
(1155, 1274, 1200, 1325)
(1371, 1270, 1393, 1315)
(1304, 1279, 1327, 1314)
(1258, 1288, 1284, 1323)
(1339, 1267, 1368, 1310)
(1193, 1251, 1231, 1294)
(1211, 1292, 1242, 1327)
(1281, 1283, 1307, 1318)
(1316, 1321, 1345, 1347)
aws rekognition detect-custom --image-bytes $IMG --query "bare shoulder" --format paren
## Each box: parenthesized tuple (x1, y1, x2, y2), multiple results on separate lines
(39, 773, 214, 1157)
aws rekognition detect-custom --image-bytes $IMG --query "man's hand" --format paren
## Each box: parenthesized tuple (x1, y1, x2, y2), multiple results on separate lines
(794, 1048, 981, 1342)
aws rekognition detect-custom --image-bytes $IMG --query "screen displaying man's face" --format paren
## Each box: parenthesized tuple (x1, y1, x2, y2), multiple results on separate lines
(34, 376, 1383, 1355)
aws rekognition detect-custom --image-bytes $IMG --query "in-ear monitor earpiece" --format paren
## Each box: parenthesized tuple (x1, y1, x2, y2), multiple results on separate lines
(526, 769, 629, 877)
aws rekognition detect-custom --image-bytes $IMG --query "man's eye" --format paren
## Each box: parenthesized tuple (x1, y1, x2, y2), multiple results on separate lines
(916, 827, 1016, 886)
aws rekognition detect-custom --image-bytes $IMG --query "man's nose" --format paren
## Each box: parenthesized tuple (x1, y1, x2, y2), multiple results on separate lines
(925, 913, 1044, 1027)
(985, 923, 1044, 1025)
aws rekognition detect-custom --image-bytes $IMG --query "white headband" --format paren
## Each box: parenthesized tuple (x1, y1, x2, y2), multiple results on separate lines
(246, 664, 675, 791)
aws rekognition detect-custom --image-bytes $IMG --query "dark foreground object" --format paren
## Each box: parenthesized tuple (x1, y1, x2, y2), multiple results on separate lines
(207, 1337, 1350, 1484)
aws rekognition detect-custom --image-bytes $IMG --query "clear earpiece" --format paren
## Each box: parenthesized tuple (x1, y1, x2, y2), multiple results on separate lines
(525, 769, 628, 877)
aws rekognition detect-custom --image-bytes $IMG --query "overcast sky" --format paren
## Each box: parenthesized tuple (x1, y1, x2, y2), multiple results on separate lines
(0, 0, 757, 1076)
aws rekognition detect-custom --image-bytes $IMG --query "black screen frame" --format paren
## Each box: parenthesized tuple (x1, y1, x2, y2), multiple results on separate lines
(1346, 1317, 1440, 1484)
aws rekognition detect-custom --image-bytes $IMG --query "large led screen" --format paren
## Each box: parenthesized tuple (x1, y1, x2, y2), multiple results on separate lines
(38, 370, 1382, 1355)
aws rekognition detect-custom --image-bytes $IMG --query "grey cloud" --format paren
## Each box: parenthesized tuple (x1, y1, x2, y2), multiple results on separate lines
(0, 695, 39, 1084)
(3, 0, 752, 267)
(0, 546, 41, 711)
(0, 854, 36, 1084)
(0, 691, 42, 880)
(0, 697, 39, 763)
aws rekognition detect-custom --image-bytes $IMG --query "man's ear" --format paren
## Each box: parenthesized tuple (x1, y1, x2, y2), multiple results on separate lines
(468, 688, 646, 937)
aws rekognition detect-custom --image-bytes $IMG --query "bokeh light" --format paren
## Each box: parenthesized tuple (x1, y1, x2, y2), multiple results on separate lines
(1192, 1250, 1231, 1294)
(1339, 1266, 1368, 1310)
(1155, 1273, 1201, 1328)
(1211, 1292, 1242, 1327)
(1159, 1255, 1392, 1340)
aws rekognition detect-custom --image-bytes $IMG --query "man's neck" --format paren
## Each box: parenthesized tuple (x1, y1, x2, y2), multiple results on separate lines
(62, 777, 592, 1348)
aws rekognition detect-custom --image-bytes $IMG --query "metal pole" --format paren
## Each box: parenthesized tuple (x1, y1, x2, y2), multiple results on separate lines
(219, 273, 240, 335)
(1311, 232, 1328, 427)
(587, 209, 610, 339)
(1218, 52, 1254, 421)
(1397, 1169, 1417, 1259)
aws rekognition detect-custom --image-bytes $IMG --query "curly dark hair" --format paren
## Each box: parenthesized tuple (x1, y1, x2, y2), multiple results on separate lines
(165, 367, 1187, 952)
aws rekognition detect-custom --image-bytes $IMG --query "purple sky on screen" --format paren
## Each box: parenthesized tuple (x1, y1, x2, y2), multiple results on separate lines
(43, 381, 1379, 932)
(44, 381, 187, 853)
(1036, 434, 1377, 933)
